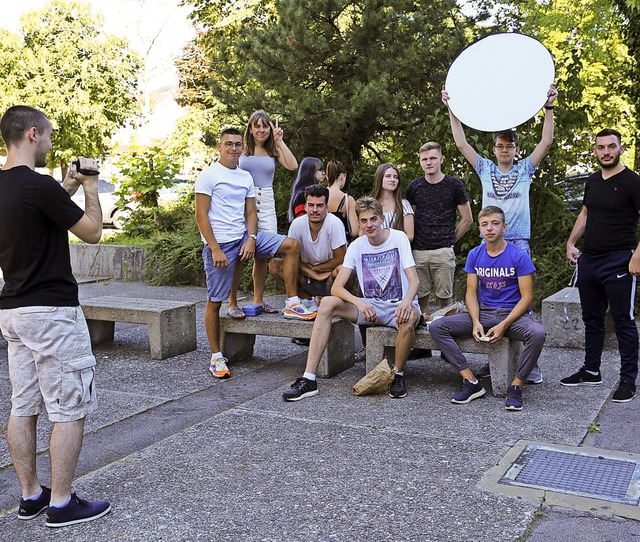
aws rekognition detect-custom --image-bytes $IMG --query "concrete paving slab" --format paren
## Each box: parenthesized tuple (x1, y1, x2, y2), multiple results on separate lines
(1, 280, 639, 541)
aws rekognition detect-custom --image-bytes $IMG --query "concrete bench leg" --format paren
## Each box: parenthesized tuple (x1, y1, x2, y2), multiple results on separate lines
(365, 329, 388, 374)
(221, 332, 256, 363)
(148, 308, 197, 359)
(487, 340, 520, 397)
(86, 320, 115, 346)
(317, 319, 355, 378)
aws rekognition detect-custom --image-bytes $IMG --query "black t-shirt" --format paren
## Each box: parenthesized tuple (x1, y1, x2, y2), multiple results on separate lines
(0, 166, 84, 308)
(582, 167, 640, 255)
(406, 174, 469, 250)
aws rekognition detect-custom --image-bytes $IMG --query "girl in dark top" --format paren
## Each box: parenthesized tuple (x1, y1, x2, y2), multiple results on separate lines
(288, 157, 324, 222)
(326, 159, 358, 242)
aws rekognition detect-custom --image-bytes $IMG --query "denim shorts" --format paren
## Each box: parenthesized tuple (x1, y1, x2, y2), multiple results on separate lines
(0, 305, 97, 423)
(203, 231, 286, 302)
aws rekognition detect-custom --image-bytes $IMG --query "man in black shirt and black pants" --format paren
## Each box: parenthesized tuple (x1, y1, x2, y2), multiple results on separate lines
(563, 128, 640, 402)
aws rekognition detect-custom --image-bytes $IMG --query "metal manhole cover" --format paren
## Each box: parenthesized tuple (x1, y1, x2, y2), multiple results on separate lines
(500, 444, 640, 505)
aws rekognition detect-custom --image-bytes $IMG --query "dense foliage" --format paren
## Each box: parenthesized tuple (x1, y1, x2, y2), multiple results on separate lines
(0, 0, 141, 173)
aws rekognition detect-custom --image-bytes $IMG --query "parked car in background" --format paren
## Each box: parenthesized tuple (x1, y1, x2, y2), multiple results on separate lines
(563, 173, 589, 212)
(71, 179, 129, 229)
(158, 178, 192, 205)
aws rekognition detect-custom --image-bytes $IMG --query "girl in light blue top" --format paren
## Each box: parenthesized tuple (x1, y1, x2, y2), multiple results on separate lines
(229, 111, 298, 317)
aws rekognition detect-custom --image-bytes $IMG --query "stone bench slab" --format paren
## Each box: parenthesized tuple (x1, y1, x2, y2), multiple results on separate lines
(81, 296, 197, 359)
(366, 325, 521, 397)
(220, 312, 354, 378)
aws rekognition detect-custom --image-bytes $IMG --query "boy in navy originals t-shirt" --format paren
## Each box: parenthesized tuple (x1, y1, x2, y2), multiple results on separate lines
(429, 206, 546, 411)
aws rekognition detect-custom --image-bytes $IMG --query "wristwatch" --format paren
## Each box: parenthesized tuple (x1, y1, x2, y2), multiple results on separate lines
(249, 234, 257, 240)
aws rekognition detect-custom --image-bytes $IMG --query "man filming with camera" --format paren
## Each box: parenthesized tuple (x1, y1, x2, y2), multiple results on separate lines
(0, 105, 111, 527)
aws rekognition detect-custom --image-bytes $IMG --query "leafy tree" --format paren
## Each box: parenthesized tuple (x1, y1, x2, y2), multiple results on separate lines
(181, 0, 492, 172)
(0, 0, 142, 174)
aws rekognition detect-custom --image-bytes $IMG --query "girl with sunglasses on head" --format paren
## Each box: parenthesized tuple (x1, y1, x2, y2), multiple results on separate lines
(228, 111, 298, 318)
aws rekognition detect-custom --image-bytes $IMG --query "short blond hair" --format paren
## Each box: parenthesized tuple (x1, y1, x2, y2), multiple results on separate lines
(354, 196, 383, 218)
(419, 141, 442, 154)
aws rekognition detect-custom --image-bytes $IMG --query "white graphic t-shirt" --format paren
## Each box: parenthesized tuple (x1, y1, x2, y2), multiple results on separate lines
(343, 229, 416, 303)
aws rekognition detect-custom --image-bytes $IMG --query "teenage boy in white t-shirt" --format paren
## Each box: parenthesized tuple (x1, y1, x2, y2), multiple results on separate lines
(282, 196, 421, 401)
(195, 128, 316, 380)
(270, 183, 347, 308)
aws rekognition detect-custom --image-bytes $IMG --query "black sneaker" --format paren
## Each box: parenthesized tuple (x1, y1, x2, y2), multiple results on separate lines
(291, 337, 310, 346)
(45, 493, 111, 528)
(389, 374, 407, 398)
(18, 486, 51, 520)
(612, 381, 637, 403)
(476, 363, 491, 379)
(505, 385, 524, 411)
(452, 379, 486, 404)
(560, 369, 602, 387)
(282, 377, 318, 402)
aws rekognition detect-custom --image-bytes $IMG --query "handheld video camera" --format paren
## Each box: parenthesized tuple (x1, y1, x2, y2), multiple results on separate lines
(72, 157, 100, 176)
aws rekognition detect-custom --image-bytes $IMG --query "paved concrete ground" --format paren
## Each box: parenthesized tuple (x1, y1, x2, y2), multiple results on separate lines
(0, 280, 639, 541)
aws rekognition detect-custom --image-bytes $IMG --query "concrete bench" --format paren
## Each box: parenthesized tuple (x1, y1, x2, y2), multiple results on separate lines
(81, 296, 197, 359)
(365, 325, 521, 397)
(542, 287, 617, 349)
(220, 312, 354, 378)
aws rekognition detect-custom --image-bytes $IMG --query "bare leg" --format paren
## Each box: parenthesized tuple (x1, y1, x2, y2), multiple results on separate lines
(227, 261, 243, 309)
(49, 419, 85, 504)
(460, 368, 477, 381)
(7, 415, 41, 497)
(418, 296, 430, 315)
(437, 296, 453, 308)
(393, 309, 419, 372)
(304, 297, 358, 374)
(277, 238, 302, 298)
(204, 300, 223, 353)
(252, 258, 268, 306)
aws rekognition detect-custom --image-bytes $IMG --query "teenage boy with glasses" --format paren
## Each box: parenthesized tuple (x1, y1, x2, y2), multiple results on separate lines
(441, 83, 557, 384)
(195, 128, 316, 380)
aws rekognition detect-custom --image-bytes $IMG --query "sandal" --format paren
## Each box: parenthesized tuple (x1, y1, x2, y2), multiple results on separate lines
(227, 306, 246, 320)
(261, 303, 280, 314)
(354, 346, 366, 363)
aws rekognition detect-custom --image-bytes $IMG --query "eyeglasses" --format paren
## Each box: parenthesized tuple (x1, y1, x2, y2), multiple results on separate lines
(317, 170, 326, 176)
(223, 141, 243, 149)
(494, 144, 516, 150)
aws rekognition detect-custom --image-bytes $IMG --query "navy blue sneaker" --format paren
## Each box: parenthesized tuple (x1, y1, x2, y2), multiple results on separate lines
(505, 385, 524, 411)
(18, 486, 51, 520)
(451, 379, 485, 404)
(45, 493, 111, 528)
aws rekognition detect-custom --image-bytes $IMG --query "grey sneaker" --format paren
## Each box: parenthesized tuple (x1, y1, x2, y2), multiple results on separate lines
(525, 364, 543, 384)
(476, 363, 491, 379)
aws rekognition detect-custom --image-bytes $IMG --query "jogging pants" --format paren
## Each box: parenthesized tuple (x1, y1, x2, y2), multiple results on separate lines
(577, 251, 638, 383)
(428, 309, 546, 381)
